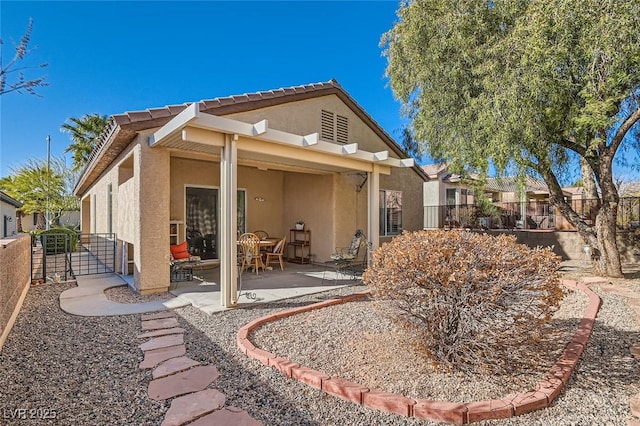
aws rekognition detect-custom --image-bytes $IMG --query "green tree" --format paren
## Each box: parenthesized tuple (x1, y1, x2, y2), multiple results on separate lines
(0, 18, 48, 96)
(61, 113, 109, 172)
(383, 0, 640, 277)
(0, 157, 79, 229)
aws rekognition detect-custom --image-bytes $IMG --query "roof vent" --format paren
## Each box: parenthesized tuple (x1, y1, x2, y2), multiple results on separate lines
(321, 110, 349, 144)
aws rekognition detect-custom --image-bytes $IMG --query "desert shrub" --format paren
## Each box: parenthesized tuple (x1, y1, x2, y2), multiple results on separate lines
(36, 227, 79, 254)
(363, 229, 564, 374)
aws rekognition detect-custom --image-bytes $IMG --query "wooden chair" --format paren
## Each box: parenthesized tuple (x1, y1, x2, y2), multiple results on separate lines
(252, 230, 270, 257)
(238, 233, 263, 274)
(252, 230, 269, 240)
(265, 236, 286, 271)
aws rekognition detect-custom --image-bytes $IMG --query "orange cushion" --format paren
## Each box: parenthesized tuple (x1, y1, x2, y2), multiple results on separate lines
(170, 241, 190, 259)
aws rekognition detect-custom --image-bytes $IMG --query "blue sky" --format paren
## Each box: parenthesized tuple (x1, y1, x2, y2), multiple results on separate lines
(1, 0, 409, 177)
(1, 1, 637, 183)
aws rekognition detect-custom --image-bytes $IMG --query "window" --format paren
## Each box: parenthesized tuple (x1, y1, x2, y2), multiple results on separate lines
(107, 183, 112, 234)
(446, 188, 457, 205)
(320, 110, 349, 143)
(460, 188, 468, 205)
(33, 212, 38, 226)
(92, 194, 96, 233)
(379, 190, 402, 236)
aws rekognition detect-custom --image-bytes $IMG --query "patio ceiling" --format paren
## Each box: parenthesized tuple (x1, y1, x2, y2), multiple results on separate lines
(149, 103, 415, 175)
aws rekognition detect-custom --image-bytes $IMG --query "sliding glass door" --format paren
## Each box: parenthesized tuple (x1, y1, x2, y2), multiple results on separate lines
(186, 187, 217, 260)
(185, 186, 246, 260)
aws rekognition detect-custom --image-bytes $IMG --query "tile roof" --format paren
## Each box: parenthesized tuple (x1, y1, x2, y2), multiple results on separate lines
(485, 176, 549, 193)
(0, 190, 22, 208)
(421, 164, 447, 178)
(75, 80, 427, 195)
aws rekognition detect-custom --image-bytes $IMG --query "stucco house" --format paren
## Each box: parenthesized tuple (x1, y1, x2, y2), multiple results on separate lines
(73, 80, 427, 306)
(0, 191, 21, 237)
(422, 165, 592, 230)
(422, 164, 475, 228)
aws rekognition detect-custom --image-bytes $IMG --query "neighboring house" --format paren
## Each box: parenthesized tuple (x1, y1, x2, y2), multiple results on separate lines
(0, 191, 21, 237)
(20, 211, 81, 233)
(422, 166, 597, 230)
(73, 80, 427, 305)
(422, 164, 475, 228)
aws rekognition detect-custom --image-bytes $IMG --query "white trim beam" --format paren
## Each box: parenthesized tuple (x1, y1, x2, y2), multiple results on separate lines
(151, 109, 416, 169)
(181, 127, 225, 146)
(373, 151, 389, 161)
(342, 143, 358, 155)
(303, 133, 319, 146)
(149, 103, 199, 146)
(252, 119, 268, 135)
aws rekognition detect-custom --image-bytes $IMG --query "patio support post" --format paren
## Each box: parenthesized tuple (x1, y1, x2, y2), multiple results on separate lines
(220, 134, 239, 307)
(367, 164, 380, 259)
(520, 193, 527, 230)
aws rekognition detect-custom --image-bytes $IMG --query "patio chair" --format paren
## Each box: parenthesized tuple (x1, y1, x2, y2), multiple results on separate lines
(252, 230, 269, 240)
(264, 236, 287, 271)
(323, 229, 368, 283)
(170, 241, 201, 283)
(252, 230, 271, 257)
(238, 233, 263, 274)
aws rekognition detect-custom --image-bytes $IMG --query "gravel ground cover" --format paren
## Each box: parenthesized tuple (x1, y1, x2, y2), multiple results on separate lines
(252, 289, 588, 402)
(0, 283, 168, 425)
(1, 260, 639, 425)
(104, 285, 175, 304)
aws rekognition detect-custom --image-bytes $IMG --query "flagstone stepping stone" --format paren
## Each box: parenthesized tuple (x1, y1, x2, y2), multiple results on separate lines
(137, 327, 186, 339)
(632, 393, 640, 418)
(631, 343, 640, 359)
(141, 317, 180, 330)
(148, 365, 220, 401)
(139, 334, 184, 352)
(188, 406, 262, 426)
(160, 389, 226, 426)
(139, 345, 186, 369)
(142, 311, 175, 321)
(153, 356, 201, 379)
(628, 419, 640, 426)
(581, 277, 609, 284)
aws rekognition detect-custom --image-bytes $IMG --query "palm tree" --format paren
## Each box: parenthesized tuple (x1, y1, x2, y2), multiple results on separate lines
(61, 113, 109, 171)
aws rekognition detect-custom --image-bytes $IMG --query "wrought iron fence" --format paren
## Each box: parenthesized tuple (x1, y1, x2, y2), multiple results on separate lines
(424, 197, 640, 231)
(31, 232, 116, 284)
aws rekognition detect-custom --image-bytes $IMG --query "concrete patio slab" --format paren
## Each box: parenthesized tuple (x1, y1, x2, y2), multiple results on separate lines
(59, 273, 190, 317)
(60, 263, 357, 317)
(169, 264, 355, 314)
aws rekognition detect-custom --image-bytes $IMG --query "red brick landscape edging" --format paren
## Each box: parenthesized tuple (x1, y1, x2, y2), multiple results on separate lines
(237, 280, 601, 424)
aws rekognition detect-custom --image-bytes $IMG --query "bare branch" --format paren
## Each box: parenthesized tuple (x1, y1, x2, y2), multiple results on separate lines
(0, 18, 48, 97)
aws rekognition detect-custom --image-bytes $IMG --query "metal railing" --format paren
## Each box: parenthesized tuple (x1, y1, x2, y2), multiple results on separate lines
(31, 232, 116, 283)
(424, 197, 640, 231)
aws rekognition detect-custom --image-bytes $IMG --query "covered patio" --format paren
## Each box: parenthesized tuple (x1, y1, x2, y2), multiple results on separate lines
(151, 102, 414, 308)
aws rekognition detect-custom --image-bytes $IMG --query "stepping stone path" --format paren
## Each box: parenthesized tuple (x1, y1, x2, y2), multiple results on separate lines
(583, 277, 640, 423)
(139, 310, 262, 425)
